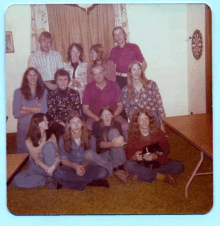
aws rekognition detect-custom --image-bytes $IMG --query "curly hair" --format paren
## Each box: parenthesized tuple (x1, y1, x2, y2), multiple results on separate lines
(129, 109, 159, 137)
(67, 43, 84, 62)
(21, 67, 45, 101)
(127, 60, 148, 100)
(63, 113, 90, 152)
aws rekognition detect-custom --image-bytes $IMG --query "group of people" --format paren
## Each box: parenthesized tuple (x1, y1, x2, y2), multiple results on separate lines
(11, 27, 184, 190)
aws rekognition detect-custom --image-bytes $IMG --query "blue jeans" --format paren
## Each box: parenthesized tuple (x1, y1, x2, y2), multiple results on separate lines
(12, 141, 58, 188)
(124, 159, 184, 182)
(85, 128, 126, 175)
(53, 165, 108, 191)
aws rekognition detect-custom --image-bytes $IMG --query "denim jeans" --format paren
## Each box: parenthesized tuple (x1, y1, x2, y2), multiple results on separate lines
(124, 159, 184, 182)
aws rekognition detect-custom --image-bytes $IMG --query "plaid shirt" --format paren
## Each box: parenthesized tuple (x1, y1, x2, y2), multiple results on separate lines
(28, 50, 64, 81)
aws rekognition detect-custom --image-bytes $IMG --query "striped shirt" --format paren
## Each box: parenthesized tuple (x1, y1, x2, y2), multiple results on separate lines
(28, 50, 64, 81)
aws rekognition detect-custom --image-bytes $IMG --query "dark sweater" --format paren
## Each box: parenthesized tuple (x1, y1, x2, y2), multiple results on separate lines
(126, 130, 169, 165)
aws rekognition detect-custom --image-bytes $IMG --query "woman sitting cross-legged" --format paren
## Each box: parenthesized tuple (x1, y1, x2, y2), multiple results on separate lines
(124, 109, 184, 185)
(12, 113, 60, 189)
(53, 113, 109, 190)
(90, 106, 128, 182)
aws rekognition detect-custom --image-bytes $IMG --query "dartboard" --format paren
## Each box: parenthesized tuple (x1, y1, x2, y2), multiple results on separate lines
(191, 30, 203, 60)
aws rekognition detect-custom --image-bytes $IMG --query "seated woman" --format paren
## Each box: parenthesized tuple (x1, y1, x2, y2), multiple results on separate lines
(124, 109, 184, 184)
(53, 113, 109, 190)
(13, 67, 47, 153)
(64, 43, 87, 101)
(91, 106, 128, 182)
(47, 68, 81, 142)
(122, 60, 166, 132)
(87, 44, 116, 83)
(12, 113, 60, 189)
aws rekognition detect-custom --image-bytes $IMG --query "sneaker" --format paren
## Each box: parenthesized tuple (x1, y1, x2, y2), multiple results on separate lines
(87, 179, 110, 188)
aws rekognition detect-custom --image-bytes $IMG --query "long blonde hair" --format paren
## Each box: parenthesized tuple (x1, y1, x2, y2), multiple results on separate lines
(63, 113, 90, 152)
(127, 60, 148, 99)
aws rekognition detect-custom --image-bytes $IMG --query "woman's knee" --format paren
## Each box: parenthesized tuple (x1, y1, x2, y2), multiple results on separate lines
(108, 128, 120, 141)
(97, 167, 109, 179)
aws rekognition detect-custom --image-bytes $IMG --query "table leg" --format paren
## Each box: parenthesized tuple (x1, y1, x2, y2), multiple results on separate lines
(185, 152, 204, 198)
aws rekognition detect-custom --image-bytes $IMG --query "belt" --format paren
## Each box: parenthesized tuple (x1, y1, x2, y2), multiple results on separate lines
(116, 72, 128, 77)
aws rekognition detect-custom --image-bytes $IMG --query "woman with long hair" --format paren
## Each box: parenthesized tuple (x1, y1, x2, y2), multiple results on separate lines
(53, 113, 109, 190)
(87, 44, 116, 83)
(64, 43, 87, 101)
(122, 60, 166, 132)
(12, 113, 60, 189)
(124, 109, 184, 184)
(91, 106, 128, 182)
(13, 67, 48, 153)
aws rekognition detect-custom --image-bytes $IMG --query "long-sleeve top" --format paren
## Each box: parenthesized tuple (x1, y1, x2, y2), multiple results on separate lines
(92, 121, 124, 153)
(47, 87, 81, 126)
(64, 61, 87, 101)
(28, 50, 64, 81)
(26, 134, 59, 167)
(58, 136, 85, 164)
(126, 130, 169, 165)
(122, 80, 165, 123)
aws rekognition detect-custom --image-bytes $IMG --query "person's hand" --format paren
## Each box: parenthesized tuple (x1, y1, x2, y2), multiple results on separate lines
(72, 79, 81, 88)
(46, 165, 56, 177)
(75, 164, 85, 176)
(112, 136, 126, 148)
(135, 151, 143, 161)
(143, 152, 157, 161)
(45, 82, 57, 90)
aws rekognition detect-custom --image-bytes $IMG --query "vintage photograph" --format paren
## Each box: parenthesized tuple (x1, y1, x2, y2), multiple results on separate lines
(5, 3, 212, 215)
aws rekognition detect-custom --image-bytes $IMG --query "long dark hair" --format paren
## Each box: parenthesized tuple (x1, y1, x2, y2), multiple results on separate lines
(67, 43, 84, 62)
(26, 113, 51, 147)
(63, 113, 90, 152)
(98, 106, 115, 142)
(129, 109, 159, 137)
(21, 67, 45, 101)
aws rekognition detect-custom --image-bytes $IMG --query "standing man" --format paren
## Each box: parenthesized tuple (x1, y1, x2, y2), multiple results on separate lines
(82, 64, 128, 132)
(28, 31, 64, 90)
(109, 26, 147, 90)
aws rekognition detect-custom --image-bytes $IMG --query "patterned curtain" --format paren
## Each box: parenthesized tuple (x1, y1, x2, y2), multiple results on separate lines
(113, 4, 130, 44)
(30, 4, 49, 53)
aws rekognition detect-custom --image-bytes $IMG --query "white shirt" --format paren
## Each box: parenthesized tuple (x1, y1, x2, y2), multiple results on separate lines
(28, 50, 64, 81)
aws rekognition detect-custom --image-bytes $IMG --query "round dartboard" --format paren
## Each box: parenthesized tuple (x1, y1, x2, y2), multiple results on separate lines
(191, 29, 203, 60)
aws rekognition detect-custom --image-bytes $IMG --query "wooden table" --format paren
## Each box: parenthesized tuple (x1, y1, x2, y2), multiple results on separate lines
(7, 153, 29, 182)
(162, 113, 213, 198)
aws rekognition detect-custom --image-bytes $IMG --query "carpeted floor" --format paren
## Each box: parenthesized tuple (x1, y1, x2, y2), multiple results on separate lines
(7, 127, 213, 215)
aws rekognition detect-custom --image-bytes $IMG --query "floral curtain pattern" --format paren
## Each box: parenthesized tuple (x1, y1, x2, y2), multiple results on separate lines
(113, 4, 130, 44)
(30, 4, 49, 53)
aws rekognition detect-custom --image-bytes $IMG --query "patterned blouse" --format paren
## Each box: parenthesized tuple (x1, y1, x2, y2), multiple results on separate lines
(122, 80, 165, 124)
(47, 87, 81, 126)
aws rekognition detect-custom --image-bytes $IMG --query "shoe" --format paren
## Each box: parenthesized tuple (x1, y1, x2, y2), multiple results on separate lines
(87, 179, 109, 188)
(56, 183, 63, 189)
(114, 170, 128, 183)
(47, 176, 56, 189)
(164, 175, 177, 186)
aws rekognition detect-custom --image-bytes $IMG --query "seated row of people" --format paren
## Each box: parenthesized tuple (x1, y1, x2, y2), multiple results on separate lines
(12, 108, 184, 190)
